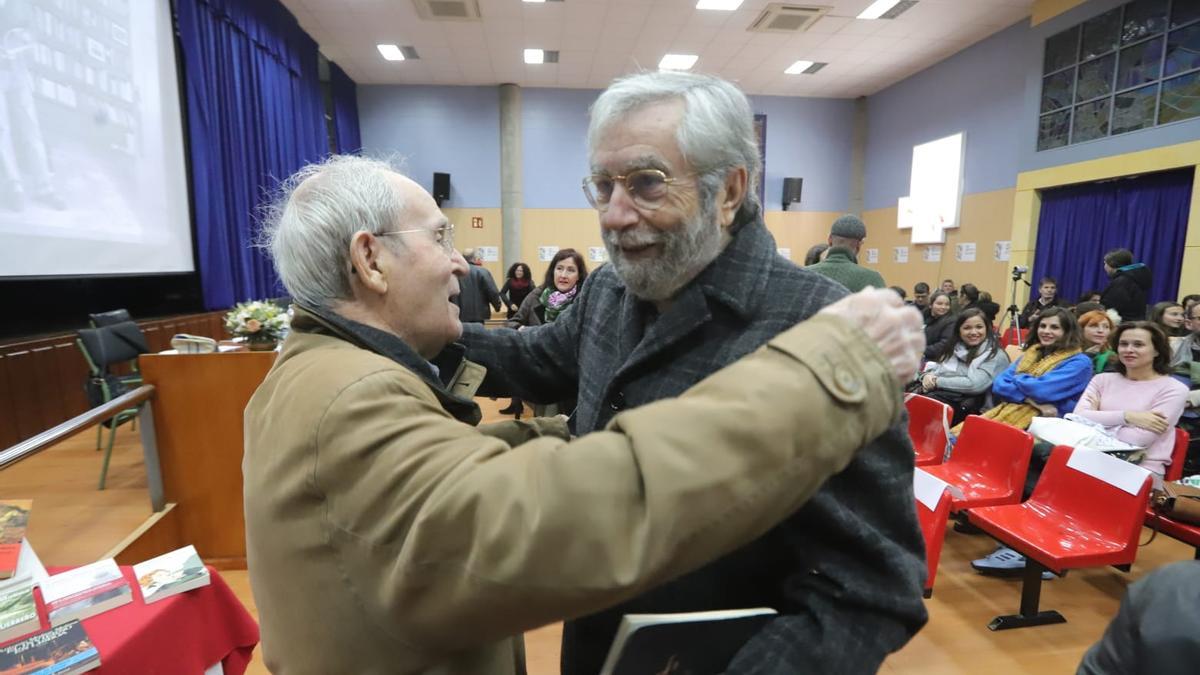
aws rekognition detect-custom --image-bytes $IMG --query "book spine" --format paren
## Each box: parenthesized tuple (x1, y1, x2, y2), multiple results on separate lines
(0, 544, 18, 579)
(45, 578, 128, 610)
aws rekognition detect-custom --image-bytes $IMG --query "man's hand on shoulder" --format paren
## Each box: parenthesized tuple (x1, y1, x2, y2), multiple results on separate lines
(819, 287, 925, 383)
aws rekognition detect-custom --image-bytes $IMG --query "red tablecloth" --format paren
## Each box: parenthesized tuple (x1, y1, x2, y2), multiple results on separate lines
(17, 565, 259, 675)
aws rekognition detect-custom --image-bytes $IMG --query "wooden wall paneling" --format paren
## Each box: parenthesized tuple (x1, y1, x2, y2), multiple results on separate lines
(52, 342, 89, 418)
(3, 350, 52, 440)
(0, 355, 20, 449)
(141, 325, 165, 353)
(28, 346, 66, 425)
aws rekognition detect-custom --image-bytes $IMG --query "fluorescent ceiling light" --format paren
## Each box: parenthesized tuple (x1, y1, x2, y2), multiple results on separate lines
(857, 0, 902, 19)
(524, 48, 545, 64)
(696, 0, 744, 9)
(523, 0, 546, 3)
(784, 60, 815, 74)
(376, 44, 404, 61)
(658, 54, 698, 70)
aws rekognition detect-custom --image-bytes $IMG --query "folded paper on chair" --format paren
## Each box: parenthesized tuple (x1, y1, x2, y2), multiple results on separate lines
(1028, 416, 1144, 454)
(913, 469, 964, 511)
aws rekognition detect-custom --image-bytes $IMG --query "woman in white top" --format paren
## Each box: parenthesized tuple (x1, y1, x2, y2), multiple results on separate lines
(916, 308, 1010, 425)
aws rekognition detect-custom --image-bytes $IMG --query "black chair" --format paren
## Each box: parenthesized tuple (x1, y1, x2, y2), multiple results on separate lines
(89, 308, 133, 328)
(76, 321, 149, 489)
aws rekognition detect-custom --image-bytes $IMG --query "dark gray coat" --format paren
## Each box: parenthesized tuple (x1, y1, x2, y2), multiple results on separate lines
(461, 217, 928, 674)
(456, 264, 501, 323)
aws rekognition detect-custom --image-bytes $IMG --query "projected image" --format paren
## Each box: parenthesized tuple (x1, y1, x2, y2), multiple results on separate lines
(0, 0, 193, 276)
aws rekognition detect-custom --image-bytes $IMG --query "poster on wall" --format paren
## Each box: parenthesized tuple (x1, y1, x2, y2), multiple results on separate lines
(954, 243, 976, 262)
(588, 246, 607, 263)
(777, 247, 791, 261)
(893, 246, 909, 263)
(923, 246, 942, 263)
(538, 246, 559, 262)
(477, 246, 499, 262)
(865, 248, 878, 264)
(994, 241, 1011, 261)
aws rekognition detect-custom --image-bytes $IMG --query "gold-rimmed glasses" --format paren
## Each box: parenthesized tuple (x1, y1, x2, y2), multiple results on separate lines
(377, 223, 456, 256)
(581, 169, 693, 212)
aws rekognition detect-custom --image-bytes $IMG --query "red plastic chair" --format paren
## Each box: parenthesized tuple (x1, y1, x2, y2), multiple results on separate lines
(968, 446, 1154, 630)
(921, 415, 1034, 511)
(905, 394, 951, 467)
(1164, 427, 1191, 482)
(1000, 327, 1028, 348)
(913, 469, 955, 597)
(1149, 513, 1200, 559)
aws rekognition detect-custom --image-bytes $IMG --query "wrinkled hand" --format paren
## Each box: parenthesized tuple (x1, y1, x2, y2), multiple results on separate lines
(819, 287, 925, 383)
(1125, 410, 1169, 434)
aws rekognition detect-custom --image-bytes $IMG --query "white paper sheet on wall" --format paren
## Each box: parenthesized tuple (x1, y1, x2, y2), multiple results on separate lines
(866, 248, 878, 264)
(955, 243, 976, 262)
(893, 246, 909, 263)
(588, 246, 607, 263)
(994, 241, 1011, 261)
(477, 246, 499, 262)
(923, 246, 942, 262)
(538, 246, 560, 262)
(777, 247, 791, 260)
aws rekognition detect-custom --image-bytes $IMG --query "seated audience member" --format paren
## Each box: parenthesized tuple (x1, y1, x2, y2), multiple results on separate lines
(499, 262, 534, 319)
(1171, 301, 1200, 475)
(912, 281, 931, 310)
(1079, 310, 1117, 373)
(1100, 248, 1151, 320)
(1077, 289, 1103, 306)
(1183, 294, 1200, 319)
(960, 284, 998, 326)
(914, 308, 1009, 425)
(509, 248, 587, 329)
(971, 307, 1093, 431)
(803, 242, 829, 266)
(1074, 301, 1107, 319)
(242, 155, 923, 674)
(1078, 560, 1200, 675)
(924, 291, 957, 361)
(1152, 300, 1188, 339)
(1019, 276, 1066, 326)
(890, 285, 907, 301)
(976, 290, 1001, 328)
(1073, 322, 1187, 480)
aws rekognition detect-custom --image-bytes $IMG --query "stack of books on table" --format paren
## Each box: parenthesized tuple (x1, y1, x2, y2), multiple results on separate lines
(0, 578, 39, 644)
(133, 545, 210, 604)
(40, 560, 132, 627)
(0, 501, 32, 581)
(0, 620, 100, 674)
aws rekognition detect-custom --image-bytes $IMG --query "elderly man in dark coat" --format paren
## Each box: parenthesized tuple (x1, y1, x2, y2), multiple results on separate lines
(460, 71, 928, 674)
(807, 213, 887, 292)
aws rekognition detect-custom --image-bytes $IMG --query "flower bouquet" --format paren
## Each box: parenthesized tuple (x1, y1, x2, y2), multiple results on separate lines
(224, 301, 289, 350)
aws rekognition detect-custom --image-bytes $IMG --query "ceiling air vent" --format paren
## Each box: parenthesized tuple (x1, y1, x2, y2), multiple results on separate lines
(413, 0, 482, 21)
(879, 1, 918, 19)
(748, 4, 830, 34)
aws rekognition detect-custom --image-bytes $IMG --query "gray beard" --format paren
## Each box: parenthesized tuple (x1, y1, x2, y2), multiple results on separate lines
(603, 201, 725, 302)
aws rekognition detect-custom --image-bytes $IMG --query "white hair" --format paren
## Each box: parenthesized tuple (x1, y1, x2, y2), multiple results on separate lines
(259, 155, 407, 308)
(587, 71, 762, 222)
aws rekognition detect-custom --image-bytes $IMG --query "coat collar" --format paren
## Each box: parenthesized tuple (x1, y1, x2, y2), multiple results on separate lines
(291, 305, 482, 425)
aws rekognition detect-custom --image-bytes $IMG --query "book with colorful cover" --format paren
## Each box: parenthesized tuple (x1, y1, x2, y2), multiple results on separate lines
(132, 545, 209, 604)
(0, 503, 32, 581)
(0, 579, 39, 645)
(0, 620, 99, 675)
(599, 608, 778, 675)
(40, 560, 131, 627)
(13, 543, 46, 589)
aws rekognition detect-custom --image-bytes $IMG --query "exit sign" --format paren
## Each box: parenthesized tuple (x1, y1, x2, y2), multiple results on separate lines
(471, 216, 483, 229)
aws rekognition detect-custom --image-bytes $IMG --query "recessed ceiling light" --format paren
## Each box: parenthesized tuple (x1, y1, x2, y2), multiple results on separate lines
(376, 44, 404, 61)
(523, 0, 546, 3)
(658, 54, 698, 71)
(524, 48, 545, 64)
(784, 60, 815, 74)
(696, 0, 744, 9)
(857, 0, 902, 20)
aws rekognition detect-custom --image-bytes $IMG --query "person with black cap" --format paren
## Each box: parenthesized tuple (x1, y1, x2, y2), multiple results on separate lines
(807, 213, 886, 292)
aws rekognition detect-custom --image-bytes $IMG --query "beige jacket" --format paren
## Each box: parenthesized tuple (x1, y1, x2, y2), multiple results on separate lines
(243, 309, 901, 674)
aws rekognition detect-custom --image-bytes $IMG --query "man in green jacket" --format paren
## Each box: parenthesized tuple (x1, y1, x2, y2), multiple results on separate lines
(808, 213, 886, 292)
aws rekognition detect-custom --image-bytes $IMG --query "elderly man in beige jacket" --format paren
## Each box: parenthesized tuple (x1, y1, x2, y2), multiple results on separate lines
(243, 155, 924, 674)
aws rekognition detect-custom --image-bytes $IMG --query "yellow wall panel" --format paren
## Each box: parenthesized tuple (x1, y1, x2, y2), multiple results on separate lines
(442, 208, 504, 281)
(519, 209, 605, 280)
(762, 211, 842, 264)
(1031, 0, 1087, 26)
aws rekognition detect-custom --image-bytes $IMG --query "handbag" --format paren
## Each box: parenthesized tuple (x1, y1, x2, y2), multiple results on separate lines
(1150, 481, 1200, 525)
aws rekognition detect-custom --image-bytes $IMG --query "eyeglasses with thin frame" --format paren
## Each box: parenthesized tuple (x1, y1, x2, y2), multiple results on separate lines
(581, 169, 693, 212)
(376, 223, 456, 256)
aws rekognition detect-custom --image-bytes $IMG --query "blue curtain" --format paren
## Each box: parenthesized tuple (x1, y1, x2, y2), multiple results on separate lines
(1031, 168, 1193, 308)
(174, 0, 329, 310)
(329, 62, 362, 154)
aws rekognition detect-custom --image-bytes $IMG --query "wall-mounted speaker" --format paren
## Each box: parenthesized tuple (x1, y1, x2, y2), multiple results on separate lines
(433, 172, 451, 205)
(782, 177, 803, 211)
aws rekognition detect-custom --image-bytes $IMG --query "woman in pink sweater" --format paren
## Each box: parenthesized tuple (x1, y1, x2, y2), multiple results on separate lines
(1073, 322, 1188, 478)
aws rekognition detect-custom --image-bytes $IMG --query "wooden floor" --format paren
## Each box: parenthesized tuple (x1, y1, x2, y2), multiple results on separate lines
(4, 402, 1197, 674)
